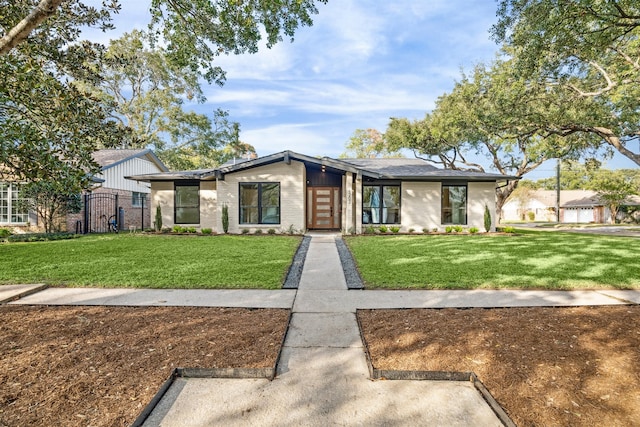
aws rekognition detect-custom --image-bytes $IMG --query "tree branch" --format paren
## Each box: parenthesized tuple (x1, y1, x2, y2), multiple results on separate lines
(0, 0, 64, 54)
(567, 61, 616, 96)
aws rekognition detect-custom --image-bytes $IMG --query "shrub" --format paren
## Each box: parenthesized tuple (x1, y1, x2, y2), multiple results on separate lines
(484, 204, 492, 232)
(254, 229, 263, 235)
(408, 228, 415, 233)
(154, 205, 162, 232)
(390, 226, 400, 233)
(0, 228, 11, 239)
(453, 225, 463, 233)
(241, 228, 250, 234)
(7, 232, 80, 243)
(284, 224, 297, 235)
(432, 227, 439, 233)
(267, 228, 276, 235)
(172, 225, 184, 233)
(501, 226, 516, 233)
(378, 225, 388, 233)
(187, 227, 197, 233)
(445, 226, 453, 233)
(201, 228, 212, 235)
(364, 225, 377, 235)
(469, 227, 479, 234)
(222, 204, 229, 234)
(527, 211, 535, 221)
(422, 227, 429, 234)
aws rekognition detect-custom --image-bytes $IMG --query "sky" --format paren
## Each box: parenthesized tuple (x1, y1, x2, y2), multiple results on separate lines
(81, 0, 638, 179)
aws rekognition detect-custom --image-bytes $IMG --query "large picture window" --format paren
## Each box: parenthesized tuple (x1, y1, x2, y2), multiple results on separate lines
(362, 184, 400, 224)
(240, 183, 280, 224)
(0, 183, 28, 225)
(442, 184, 467, 224)
(175, 182, 200, 224)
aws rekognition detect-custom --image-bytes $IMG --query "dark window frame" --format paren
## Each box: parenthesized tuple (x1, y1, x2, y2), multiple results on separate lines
(132, 191, 146, 208)
(174, 181, 200, 224)
(239, 182, 281, 225)
(361, 182, 401, 225)
(441, 183, 467, 225)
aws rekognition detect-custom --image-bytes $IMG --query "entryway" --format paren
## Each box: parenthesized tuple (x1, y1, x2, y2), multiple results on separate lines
(307, 187, 341, 230)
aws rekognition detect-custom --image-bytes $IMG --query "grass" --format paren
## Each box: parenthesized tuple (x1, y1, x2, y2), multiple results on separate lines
(345, 231, 640, 289)
(0, 234, 302, 289)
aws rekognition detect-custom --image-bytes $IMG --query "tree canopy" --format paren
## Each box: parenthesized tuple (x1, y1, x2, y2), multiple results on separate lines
(340, 128, 403, 159)
(493, 0, 640, 166)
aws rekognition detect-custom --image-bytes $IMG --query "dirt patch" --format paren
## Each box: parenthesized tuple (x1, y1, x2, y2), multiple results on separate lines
(358, 306, 640, 427)
(0, 305, 289, 427)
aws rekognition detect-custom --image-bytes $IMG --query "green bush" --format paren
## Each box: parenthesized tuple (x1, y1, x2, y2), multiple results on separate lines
(408, 228, 415, 233)
(186, 227, 197, 233)
(254, 229, 263, 235)
(241, 228, 250, 234)
(527, 211, 535, 221)
(201, 228, 212, 235)
(7, 232, 80, 243)
(0, 228, 11, 239)
(445, 226, 453, 233)
(364, 225, 377, 235)
(422, 228, 429, 234)
(500, 226, 516, 233)
(390, 226, 400, 233)
(453, 225, 463, 233)
(469, 227, 479, 234)
(484, 204, 492, 232)
(267, 228, 276, 235)
(154, 205, 162, 232)
(378, 225, 388, 233)
(172, 225, 185, 233)
(432, 228, 439, 233)
(222, 204, 229, 234)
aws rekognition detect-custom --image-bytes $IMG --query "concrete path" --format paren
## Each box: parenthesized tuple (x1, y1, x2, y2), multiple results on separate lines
(3, 233, 639, 426)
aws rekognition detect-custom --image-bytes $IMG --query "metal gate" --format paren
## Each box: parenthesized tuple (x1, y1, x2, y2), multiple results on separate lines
(83, 193, 118, 233)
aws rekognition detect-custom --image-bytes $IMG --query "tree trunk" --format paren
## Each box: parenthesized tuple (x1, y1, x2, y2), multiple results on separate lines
(592, 127, 640, 167)
(0, 0, 64, 54)
(496, 180, 520, 222)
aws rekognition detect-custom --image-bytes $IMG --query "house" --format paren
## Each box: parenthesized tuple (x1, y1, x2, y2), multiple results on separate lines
(68, 149, 168, 233)
(501, 190, 640, 223)
(127, 150, 517, 234)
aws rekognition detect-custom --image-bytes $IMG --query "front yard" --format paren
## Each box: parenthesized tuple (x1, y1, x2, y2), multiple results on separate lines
(0, 234, 302, 289)
(345, 232, 640, 289)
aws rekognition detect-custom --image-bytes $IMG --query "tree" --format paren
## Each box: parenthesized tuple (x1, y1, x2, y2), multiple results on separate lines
(78, 30, 255, 170)
(587, 170, 639, 224)
(340, 129, 403, 158)
(1, 0, 325, 181)
(21, 175, 84, 233)
(493, 1, 640, 166)
(385, 59, 592, 216)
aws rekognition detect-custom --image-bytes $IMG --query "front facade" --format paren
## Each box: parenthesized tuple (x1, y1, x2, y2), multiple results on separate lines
(128, 151, 517, 234)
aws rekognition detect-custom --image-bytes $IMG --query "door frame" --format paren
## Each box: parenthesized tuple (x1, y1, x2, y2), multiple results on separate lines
(307, 186, 341, 230)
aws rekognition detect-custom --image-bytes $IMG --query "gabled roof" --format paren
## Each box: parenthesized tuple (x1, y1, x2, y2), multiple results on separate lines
(93, 149, 168, 172)
(125, 150, 519, 182)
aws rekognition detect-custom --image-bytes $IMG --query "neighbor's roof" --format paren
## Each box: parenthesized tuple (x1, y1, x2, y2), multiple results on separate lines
(510, 190, 640, 208)
(125, 150, 519, 182)
(93, 149, 168, 172)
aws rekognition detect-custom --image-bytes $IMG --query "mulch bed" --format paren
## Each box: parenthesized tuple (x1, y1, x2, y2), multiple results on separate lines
(358, 306, 640, 427)
(0, 305, 289, 427)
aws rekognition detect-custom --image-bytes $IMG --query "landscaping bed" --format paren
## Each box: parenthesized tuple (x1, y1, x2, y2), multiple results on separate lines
(0, 305, 289, 427)
(358, 306, 640, 426)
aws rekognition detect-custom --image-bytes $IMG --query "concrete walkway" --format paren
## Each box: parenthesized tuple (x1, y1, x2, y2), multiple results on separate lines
(3, 234, 640, 426)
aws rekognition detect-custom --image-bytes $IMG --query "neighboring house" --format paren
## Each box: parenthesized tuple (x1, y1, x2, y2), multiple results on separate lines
(502, 190, 640, 223)
(127, 150, 518, 234)
(66, 149, 168, 233)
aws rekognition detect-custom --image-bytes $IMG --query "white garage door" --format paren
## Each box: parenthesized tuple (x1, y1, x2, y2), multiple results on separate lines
(578, 208, 593, 223)
(564, 208, 578, 223)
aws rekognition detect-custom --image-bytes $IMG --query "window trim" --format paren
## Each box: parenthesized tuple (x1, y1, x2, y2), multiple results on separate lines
(132, 191, 146, 208)
(174, 181, 200, 224)
(441, 183, 467, 225)
(239, 182, 281, 225)
(0, 182, 28, 225)
(361, 182, 401, 225)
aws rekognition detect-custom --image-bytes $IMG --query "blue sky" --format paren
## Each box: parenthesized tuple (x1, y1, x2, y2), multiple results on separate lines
(82, 0, 638, 179)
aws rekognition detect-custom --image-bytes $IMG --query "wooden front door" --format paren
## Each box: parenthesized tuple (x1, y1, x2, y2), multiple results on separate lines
(308, 187, 341, 229)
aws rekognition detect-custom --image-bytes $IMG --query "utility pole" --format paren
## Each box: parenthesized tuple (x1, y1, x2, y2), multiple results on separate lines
(555, 159, 561, 223)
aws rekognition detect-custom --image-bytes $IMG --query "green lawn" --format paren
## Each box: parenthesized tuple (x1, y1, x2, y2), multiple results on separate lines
(345, 232, 640, 289)
(0, 234, 302, 289)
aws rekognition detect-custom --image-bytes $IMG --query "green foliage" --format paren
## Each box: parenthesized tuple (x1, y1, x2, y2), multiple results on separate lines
(501, 226, 516, 234)
(241, 228, 250, 234)
(0, 234, 301, 289)
(21, 180, 84, 233)
(527, 211, 535, 221)
(222, 204, 229, 234)
(587, 170, 639, 224)
(408, 228, 415, 233)
(201, 228, 212, 235)
(254, 229, 263, 235)
(0, 228, 11, 239)
(186, 227, 197, 233)
(422, 228, 429, 234)
(155, 205, 163, 232)
(469, 227, 479, 234)
(445, 226, 454, 233)
(7, 233, 80, 243)
(284, 224, 298, 235)
(172, 225, 185, 233)
(378, 225, 388, 233)
(340, 128, 403, 159)
(453, 225, 463, 233)
(390, 226, 400, 233)
(364, 225, 377, 235)
(267, 228, 276, 235)
(484, 204, 492, 232)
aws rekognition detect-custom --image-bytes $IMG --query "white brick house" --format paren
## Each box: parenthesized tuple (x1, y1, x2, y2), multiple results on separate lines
(128, 151, 518, 234)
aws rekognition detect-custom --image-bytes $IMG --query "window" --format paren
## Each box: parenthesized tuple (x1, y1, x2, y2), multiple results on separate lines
(132, 192, 146, 208)
(175, 182, 199, 224)
(240, 183, 280, 224)
(442, 184, 467, 224)
(362, 184, 400, 224)
(0, 183, 28, 224)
